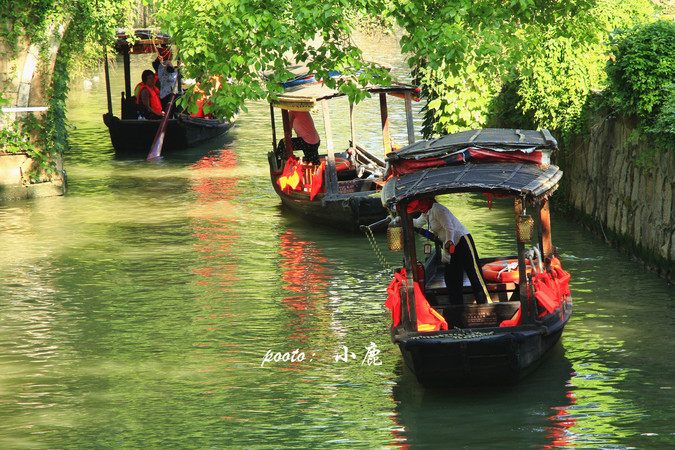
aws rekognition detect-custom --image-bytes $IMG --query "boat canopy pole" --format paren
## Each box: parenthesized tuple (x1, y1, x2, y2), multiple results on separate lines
(123, 49, 132, 101)
(404, 92, 415, 145)
(400, 205, 418, 331)
(379, 93, 392, 154)
(321, 100, 338, 195)
(349, 102, 356, 148)
(269, 104, 277, 153)
(515, 197, 531, 323)
(537, 200, 553, 259)
(103, 46, 113, 116)
(281, 109, 294, 159)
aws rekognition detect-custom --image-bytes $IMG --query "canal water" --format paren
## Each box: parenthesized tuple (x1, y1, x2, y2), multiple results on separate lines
(1, 34, 673, 448)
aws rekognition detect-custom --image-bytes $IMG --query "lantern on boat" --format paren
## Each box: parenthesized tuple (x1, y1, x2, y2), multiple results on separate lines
(387, 221, 404, 252)
(517, 213, 534, 242)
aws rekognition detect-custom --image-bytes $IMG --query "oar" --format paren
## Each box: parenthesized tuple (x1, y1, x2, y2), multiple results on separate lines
(146, 92, 176, 160)
(147, 62, 181, 161)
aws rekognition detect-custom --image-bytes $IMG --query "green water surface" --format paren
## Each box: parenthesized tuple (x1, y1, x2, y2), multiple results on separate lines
(0, 34, 673, 449)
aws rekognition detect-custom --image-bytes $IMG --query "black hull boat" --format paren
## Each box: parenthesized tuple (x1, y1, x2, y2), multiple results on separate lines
(267, 148, 390, 231)
(266, 64, 419, 232)
(102, 29, 236, 158)
(375, 128, 573, 386)
(396, 301, 571, 386)
(103, 113, 235, 156)
(269, 172, 387, 230)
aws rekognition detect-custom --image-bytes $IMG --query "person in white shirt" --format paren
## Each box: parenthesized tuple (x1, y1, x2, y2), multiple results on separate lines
(410, 197, 490, 305)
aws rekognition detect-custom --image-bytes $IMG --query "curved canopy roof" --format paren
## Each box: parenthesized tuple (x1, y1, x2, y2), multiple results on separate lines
(269, 64, 419, 111)
(381, 128, 562, 207)
(113, 29, 172, 55)
(386, 128, 558, 162)
(381, 162, 563, 207)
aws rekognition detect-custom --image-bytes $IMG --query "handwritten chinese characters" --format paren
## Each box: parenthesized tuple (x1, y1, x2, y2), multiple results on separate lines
(261, 343, 383, 367)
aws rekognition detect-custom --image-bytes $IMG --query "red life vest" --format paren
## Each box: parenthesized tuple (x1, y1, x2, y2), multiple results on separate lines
(135, 83, 162, 115)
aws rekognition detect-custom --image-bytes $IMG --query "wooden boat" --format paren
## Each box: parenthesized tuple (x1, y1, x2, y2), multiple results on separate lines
(267, 65, 419, 232)
(102, 30, 236, 157)
(377, 128, 573, 386)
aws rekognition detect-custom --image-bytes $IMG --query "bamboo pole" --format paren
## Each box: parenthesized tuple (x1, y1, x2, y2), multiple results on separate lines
(322, 101, 338, 195)
(400, 205, 418, 331)
(538, 200, 553, 258)
(379, 93, 391, 154)
(515, 197, 531, 323)
(104, 46, 113, 116)
(281, 109, 293, 159)
(269, 103, 277, 153)
(349, 102, 356, 148)
(404, 91, 415, 145)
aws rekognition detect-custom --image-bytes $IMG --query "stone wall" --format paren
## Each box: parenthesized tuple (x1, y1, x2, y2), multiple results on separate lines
(559, 115, 674, 282)
(0, 152, 65, 200)
(0, 21, 68, 127)
(0, 21, 69, 200)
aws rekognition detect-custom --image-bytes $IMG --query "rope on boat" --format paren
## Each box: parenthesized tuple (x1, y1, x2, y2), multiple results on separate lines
(407, 327, 496, 340)
(364, 225, 393, 274)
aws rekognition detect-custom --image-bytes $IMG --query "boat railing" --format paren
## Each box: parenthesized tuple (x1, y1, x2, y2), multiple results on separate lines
(352, 142, 385, 168)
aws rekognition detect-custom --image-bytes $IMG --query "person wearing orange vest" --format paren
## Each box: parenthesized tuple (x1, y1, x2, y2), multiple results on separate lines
(135, 69, 163, 118)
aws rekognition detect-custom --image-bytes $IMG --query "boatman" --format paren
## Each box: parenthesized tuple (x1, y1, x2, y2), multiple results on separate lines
(277, 110, 322, 165)
(409, 197, 491, 305)
(135, 69, 164, 119)
(153, 48, 179, 111)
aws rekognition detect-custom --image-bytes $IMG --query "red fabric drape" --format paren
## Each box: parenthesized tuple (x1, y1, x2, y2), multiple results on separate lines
(277, 156, 303, 193)
(499, 265, 571, 327)
(386, 269, 448, 332)
(309, 161, 325, 200)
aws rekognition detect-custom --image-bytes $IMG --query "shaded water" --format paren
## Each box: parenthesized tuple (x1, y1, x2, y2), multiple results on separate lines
(1, 34, 673, 448)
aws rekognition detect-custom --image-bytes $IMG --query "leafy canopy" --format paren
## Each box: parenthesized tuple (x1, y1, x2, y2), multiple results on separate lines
(154, 0, 658, 140)
(391, 0, 655, 138)
(155, 0, 392, 117)
(0, 0, 135, 179)
(606, 19, 675, 120)
(605, 19, 675, 162)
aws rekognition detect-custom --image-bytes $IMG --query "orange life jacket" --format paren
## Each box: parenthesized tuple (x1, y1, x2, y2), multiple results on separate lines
(135, 83, 162, 115)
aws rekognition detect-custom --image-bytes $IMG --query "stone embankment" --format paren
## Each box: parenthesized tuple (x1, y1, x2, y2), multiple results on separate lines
(559, 115, 674, 282)
(0, 22, 68, 200)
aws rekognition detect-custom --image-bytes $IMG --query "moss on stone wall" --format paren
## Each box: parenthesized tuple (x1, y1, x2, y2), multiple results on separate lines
(558, 111, 674, 283)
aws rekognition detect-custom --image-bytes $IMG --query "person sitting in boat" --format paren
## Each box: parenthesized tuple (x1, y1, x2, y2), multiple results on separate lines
(135, 69, 164, 119)
(276, 110, 321, 165)
(409, 197, 491, 305)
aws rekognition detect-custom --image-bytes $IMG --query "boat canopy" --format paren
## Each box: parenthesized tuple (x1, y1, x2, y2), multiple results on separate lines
(113, 29, 172, 55)
(382, 128, 563, 207)
(388, 128, 558, 161)
(386, 128, 558, 174)
(381, 162, 562, 207)
(268, 64, 419, 111)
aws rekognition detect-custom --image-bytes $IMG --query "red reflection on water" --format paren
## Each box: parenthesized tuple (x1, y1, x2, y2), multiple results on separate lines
(542, 390, 578, 448)
(191, 148, 238, 170)
(190, 148, 240, 204)
(278, 230, 331, 345)
(188, 149, 244, 380)
(190, 148, 241, 293)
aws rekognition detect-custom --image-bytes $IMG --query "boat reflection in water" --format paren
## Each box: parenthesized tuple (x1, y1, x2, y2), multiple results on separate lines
(279, 230, 331, 344)
(390, 343, 577, 447)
